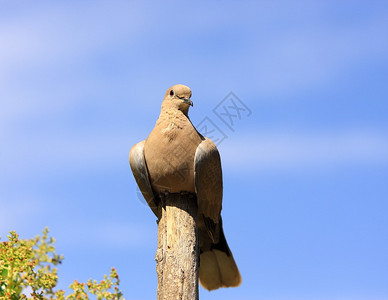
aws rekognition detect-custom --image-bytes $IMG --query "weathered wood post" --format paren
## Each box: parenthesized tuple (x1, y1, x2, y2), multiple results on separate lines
(155, 192, 199, 300)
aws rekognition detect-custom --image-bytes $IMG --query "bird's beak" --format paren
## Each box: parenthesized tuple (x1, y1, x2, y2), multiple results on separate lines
(182, 97, 193, 107)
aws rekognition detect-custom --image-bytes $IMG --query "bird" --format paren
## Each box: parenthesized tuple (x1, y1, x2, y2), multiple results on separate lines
(129, 84, 241, 290)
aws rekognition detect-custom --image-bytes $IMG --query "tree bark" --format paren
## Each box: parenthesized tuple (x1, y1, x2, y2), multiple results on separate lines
(155, 192, 199, 300)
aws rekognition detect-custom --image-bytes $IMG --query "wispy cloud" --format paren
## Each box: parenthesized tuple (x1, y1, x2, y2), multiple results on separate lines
(0, 132, 132, 180)
(249, 13, 388, 96)
(1, 129, 387, 183)
(0, 2, 145, 69)
(0, 2, 146, 129)
(57, 220, 154, 249)
(0, 196, 43, 236)
(221, 130, 388, 171)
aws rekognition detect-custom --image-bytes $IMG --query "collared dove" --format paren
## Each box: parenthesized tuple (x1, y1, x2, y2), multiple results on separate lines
(129, 84, 241, 290)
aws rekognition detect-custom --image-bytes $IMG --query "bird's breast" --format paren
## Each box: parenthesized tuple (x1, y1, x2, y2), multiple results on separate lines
(144, 119, 202, 193)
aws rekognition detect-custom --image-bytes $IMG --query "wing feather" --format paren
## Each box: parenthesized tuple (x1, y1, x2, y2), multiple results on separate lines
(129, 140, 158, 217)
(194, 138, 223, 223)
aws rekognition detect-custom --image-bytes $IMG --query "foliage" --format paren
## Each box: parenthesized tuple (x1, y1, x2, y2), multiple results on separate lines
(0, 228, 124, 299)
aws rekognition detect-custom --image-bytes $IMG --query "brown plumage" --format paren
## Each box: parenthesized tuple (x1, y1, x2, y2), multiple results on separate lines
(129, 84, 241, 290)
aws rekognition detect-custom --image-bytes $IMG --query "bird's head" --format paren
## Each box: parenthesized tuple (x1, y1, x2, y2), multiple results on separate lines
(162, 84, 193, 115)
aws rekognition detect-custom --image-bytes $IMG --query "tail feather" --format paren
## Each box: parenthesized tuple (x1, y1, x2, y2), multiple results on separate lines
(199, 249, 241, 290)
(199, 251, 222, 290)
(213, 249, 241, 287)
(198, 227, 241, 290)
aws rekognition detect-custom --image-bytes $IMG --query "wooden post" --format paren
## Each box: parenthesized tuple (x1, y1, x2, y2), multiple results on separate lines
(155, 192, 199, 300)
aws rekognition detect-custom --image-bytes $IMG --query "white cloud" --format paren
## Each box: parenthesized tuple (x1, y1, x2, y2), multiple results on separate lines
(57, 220, 154, 249)
(220, 130, 388, 171)
(0, 196, 43, 236)
(1, 1, 387, 178)
(0, 134, 133, 172)
(249, 14, 388, 96)
(0, 1, 147, 130)
(0, 2, 145, 69)
(1, 129, 387, 182)
(0, 189, 153, 249)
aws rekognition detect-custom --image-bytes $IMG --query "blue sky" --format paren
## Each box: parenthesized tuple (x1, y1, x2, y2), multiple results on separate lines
(1, 1, 388, 299)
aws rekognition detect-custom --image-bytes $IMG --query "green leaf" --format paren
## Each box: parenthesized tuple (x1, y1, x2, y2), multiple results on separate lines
(0, 268, 8, 279)
(0, 281, 7, 296)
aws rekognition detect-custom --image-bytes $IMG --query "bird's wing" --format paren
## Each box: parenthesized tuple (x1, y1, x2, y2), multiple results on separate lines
(129, 140, 158, 217)
(194, 138, 223, 241)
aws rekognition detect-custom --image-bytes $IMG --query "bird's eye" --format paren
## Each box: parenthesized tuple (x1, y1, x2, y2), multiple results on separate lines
(170, 90, 174, 96)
